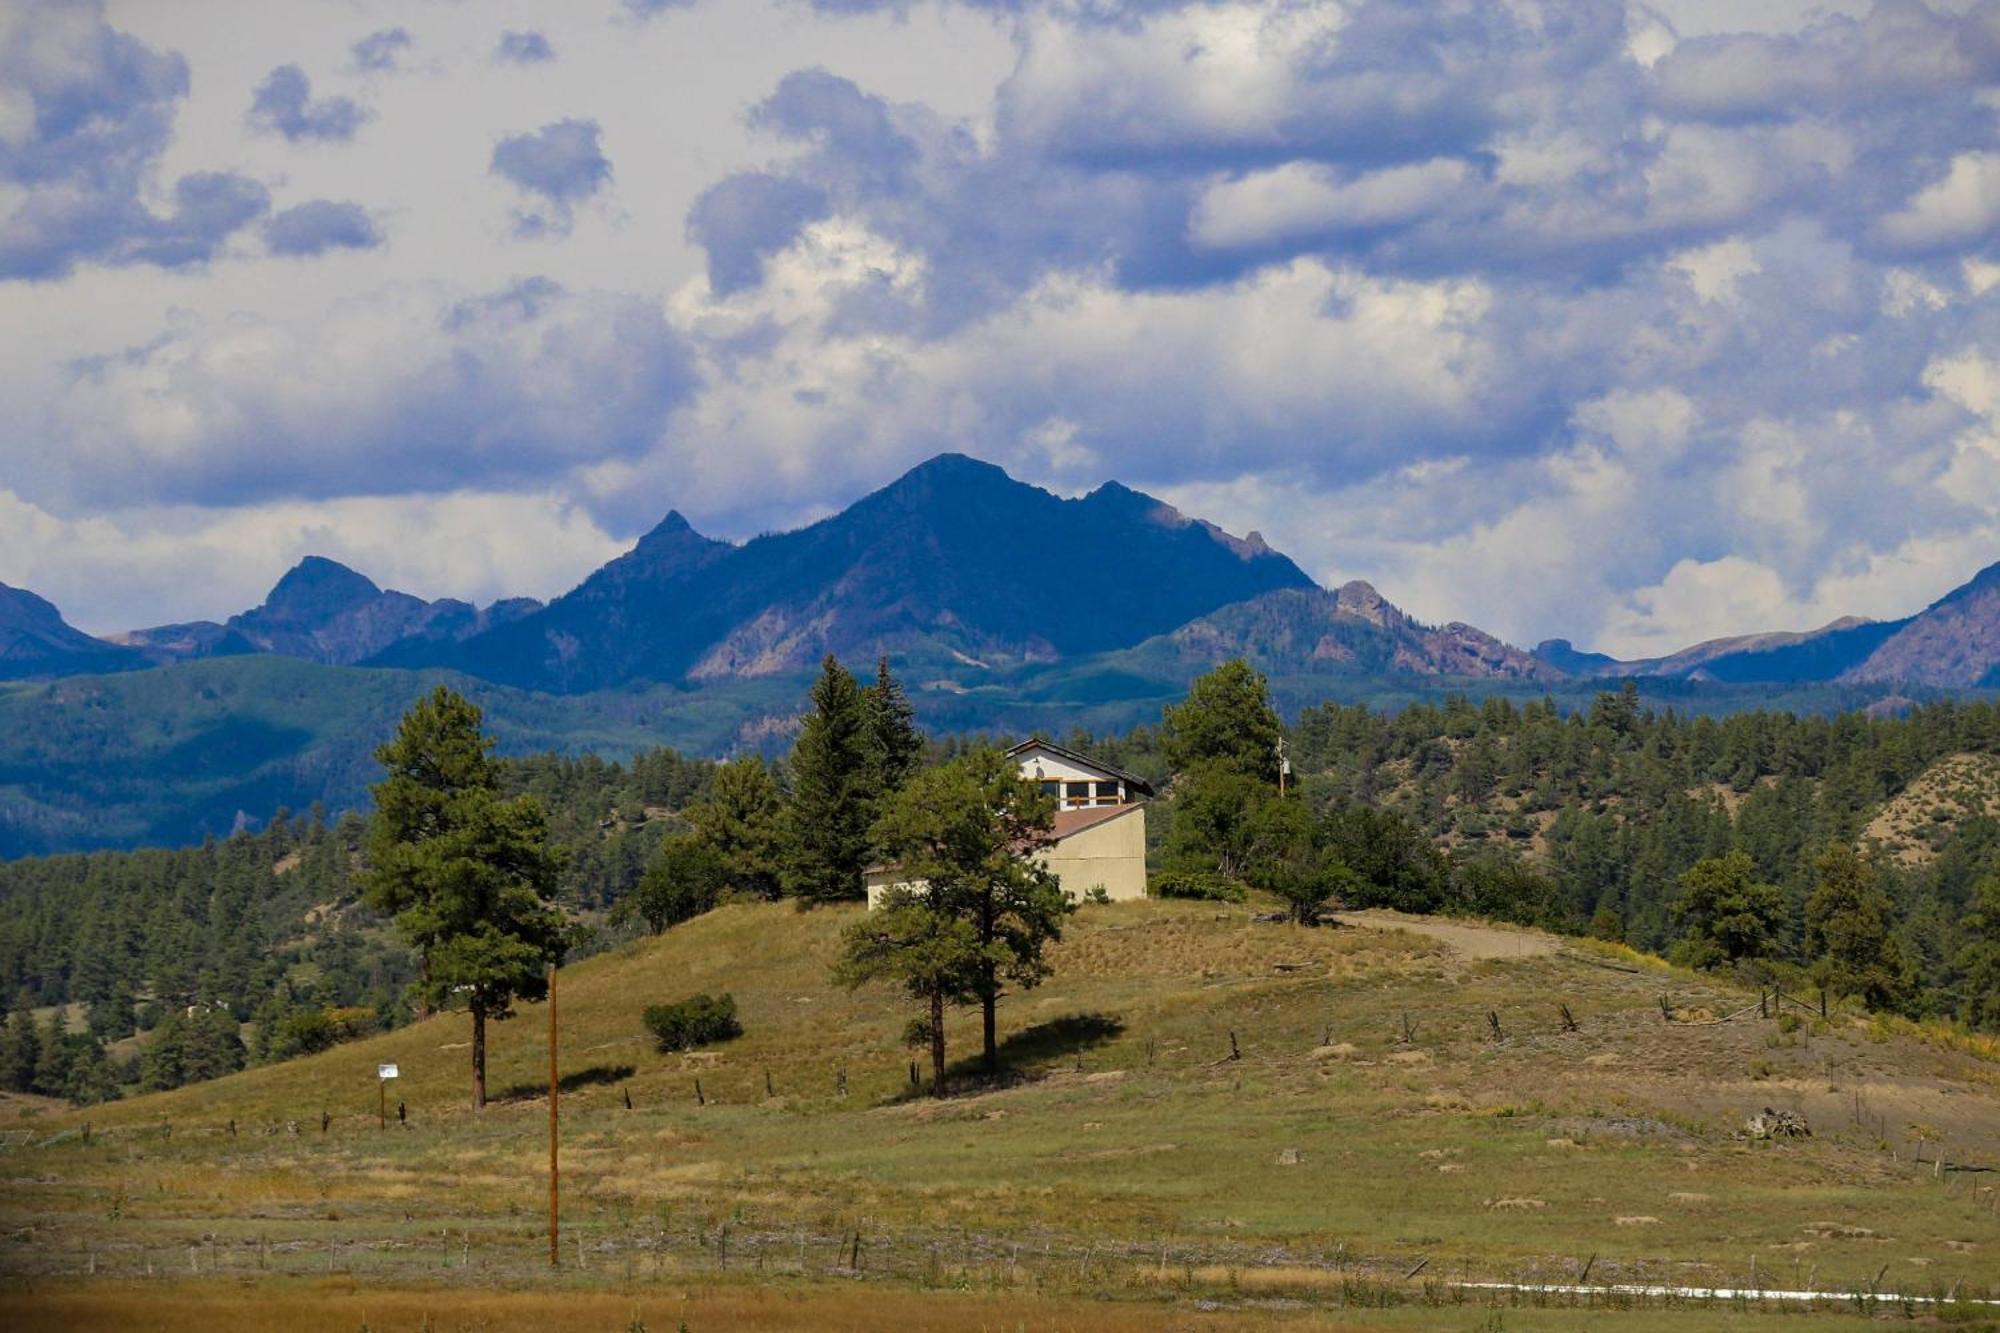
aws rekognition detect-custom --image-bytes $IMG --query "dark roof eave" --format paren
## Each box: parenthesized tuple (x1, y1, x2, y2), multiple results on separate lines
(1006, 736, 1156, 795)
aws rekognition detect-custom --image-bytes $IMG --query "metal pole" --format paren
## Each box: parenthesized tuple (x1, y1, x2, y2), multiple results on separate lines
(548, 960, 559, 1268)
(379, 1078, 385, 1130)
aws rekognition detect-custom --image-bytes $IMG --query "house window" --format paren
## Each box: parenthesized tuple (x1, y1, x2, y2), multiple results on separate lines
(1094, 781, 1123, 805)
(1064, 781, 1092, 805)
(1039, 780, 1060, 799)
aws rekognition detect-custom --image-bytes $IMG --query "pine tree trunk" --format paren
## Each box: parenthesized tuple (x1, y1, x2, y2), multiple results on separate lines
(471, 1000, 487, 1111)
(929, 990, 946, 1098)
(982, 973, 998, 1072)
(980, 898, 998, 1071)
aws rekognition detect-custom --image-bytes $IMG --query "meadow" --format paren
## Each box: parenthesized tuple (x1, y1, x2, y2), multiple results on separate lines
(2, 899, 1995, 1329)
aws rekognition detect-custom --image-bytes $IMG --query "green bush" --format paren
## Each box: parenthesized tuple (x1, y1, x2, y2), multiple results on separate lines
(1149, 870, 1246, 902)
(642, 993, 742, 1053)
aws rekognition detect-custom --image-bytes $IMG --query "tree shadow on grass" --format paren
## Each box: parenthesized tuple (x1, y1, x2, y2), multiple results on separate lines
(886, 1012, 1126, 1103)
(496, 1063, 635, 1103)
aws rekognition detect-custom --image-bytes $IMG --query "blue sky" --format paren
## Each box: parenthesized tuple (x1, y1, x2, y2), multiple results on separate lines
(1, 0, 1997, 658)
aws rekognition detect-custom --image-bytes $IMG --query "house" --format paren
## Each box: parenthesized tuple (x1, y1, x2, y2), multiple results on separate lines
(864, 739, 1153, 907)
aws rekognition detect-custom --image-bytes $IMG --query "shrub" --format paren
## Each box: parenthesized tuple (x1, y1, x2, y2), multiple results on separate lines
(1150, 870, 1246, 902)
(643, 993, 742, 1053)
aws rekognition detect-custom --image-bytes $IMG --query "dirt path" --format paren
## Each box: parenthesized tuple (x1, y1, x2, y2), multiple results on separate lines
(1331, 909, 1559, 960)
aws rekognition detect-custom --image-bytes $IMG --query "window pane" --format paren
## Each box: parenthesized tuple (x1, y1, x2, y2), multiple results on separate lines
(1065, 782, 1091, 798)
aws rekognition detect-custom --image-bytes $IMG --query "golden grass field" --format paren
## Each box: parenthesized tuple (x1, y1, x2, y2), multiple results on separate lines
(2, 899, 1996, 1330)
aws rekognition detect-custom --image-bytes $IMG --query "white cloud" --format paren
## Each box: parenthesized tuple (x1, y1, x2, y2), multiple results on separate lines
(1877, 151, 2000, 252)
(0, 486, 625, 634)
(1189, 158, 1472, 250)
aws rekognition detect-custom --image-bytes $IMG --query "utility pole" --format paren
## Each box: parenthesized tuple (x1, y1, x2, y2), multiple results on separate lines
(548, 960, 559, 1268)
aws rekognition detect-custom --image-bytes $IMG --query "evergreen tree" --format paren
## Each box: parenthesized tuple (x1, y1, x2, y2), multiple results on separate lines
(780, 657, 875, 904)
(627, 835, 725, 934)
(834, 891, 986, 1096)
(61, 1036, 120, 1106)
(1951, 873, 2000, 1031)
(1806, 843, 1905, 1008)
(871, 747, 1069, 1070)
(862, 656, 925, 797)
(31, 1012, 70, 1097)
(363, 687, 570, 1109)
(1162, 660, 1283, 780)
(687, 757, 784, 898)
(1670, 852, 1787, 970)
(1161, 765, 1271, 878)
(1244, 797, 1358, 924)
(0, 1004, 38, 1093)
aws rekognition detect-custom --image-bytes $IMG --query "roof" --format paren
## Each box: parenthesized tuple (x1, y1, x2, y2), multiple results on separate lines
(865, 800, 1146, 876)
(1006, 737, 1156, 796)
(1049, 801, 1145, 840)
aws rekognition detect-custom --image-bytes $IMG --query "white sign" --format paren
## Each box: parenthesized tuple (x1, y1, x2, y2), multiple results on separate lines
(378, 1063, 399, 1080)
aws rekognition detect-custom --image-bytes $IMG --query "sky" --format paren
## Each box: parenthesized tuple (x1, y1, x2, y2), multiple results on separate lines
(1, 0, 1997, 659)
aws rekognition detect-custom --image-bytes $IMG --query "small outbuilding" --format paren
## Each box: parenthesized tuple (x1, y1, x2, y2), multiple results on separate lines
(864, 738, 1153, 907)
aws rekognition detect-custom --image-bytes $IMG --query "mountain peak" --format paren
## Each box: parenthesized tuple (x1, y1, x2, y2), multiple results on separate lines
(1334, 580, 1401, 627)
(876, 453, 1017, 502)
(0, 581, 143, 679)
(635, 509, 714, 551)
(260, 556, 383, 621)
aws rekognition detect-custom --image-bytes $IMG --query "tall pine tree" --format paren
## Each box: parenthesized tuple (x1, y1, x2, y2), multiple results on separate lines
(363, 687, 570, 1109)
(687, 757, 784, 899)
(862, 656, 925, 798)
(870, 747, 1068, 1071)
(1806, 843, 1905, 1009)
(781, 657, 875, 904)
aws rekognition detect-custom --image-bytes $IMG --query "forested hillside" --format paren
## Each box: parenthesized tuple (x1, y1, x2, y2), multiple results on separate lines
(4, 669, 1998, 1111)
(0, 745, 715, 1103)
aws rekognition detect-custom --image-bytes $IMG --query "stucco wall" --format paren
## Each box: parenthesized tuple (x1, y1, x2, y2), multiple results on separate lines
(1037, 805, 1147, 902)
(864, 805, 1149, 907)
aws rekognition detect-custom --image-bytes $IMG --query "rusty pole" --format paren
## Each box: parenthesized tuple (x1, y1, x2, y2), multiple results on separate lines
(548, 960, 559, 1268)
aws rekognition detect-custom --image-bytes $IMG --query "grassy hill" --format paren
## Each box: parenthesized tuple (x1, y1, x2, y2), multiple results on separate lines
(4, 900, 1995, 1328)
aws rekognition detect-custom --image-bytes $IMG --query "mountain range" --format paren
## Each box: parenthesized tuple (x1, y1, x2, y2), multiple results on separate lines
(4, 453, 1996, 696)
(1533, 560, 2000, 689)
(3, 453, 1989, 856)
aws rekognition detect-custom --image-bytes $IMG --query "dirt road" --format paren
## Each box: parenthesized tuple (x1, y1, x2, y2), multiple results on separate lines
(1330, 909, 1559, 960)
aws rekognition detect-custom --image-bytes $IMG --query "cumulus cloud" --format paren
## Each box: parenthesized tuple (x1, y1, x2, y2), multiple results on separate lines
(624, 0, 698, 16)
(262, 200, 381, 256)
(489, 118, 611, 237)
(46, 277, 698, 510)
(0, 0, 268, 280)
(13, 0, 2000, 653)
(0, 485, 625, 635)
(350, 27, 412, 73)
(687, 173, 830, 294)
(494, 30, 555, 64)
(1190, 158, 1475, 251)
(247, 64, 368, 141)
(1877, 152, 2000, 253)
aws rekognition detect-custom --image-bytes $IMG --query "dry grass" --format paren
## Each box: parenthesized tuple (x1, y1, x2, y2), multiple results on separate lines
(1862, 752, 2000, 865)
(4, 900, 1997, 1327)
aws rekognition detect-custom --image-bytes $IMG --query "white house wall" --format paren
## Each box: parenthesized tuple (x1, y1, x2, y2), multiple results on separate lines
(864, 806, 1149, 907)
(1011, 745, 1115, 784)
(1037, 806, 1148, 902)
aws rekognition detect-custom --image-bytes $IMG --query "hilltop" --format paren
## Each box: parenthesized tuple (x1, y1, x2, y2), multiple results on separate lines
(5, 898, 1994, 1328)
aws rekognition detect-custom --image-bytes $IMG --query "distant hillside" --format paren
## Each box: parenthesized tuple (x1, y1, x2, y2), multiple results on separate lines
(1536, 561, 2000, 687)
(1845, 561, 2000, 687)
(0, 657, 795, 857)
(0, 582, 144, 681)
(397, 454, 1318, 693)
(1131, 583, 1559, 682)
(120, 556, 541, 667)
